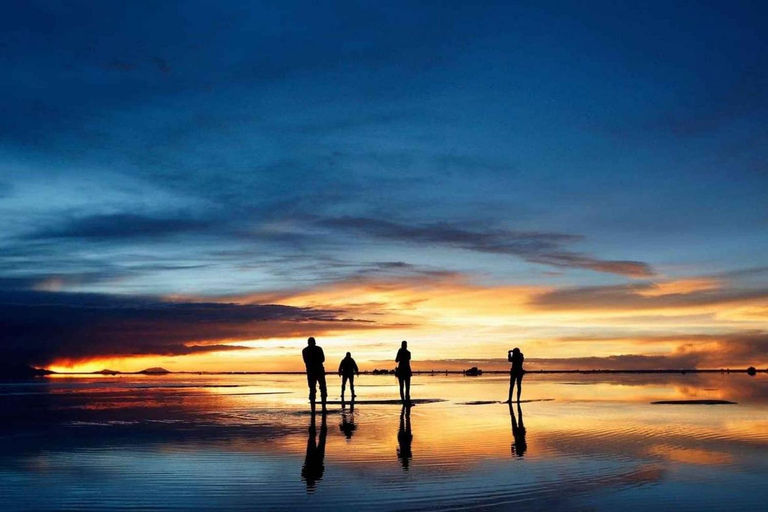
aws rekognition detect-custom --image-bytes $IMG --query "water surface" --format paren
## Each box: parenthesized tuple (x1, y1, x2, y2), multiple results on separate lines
(2, 373, 767, 511)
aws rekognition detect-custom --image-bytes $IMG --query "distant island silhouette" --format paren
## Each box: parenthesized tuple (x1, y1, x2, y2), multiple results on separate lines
(93, 367, 171, 375)
(0, 365, 174, 379)
(138, 367, 171, 375)
(0, 364, 54, 379)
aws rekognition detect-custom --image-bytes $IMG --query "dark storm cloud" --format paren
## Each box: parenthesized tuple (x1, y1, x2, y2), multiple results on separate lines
(531, 282, 768, 310)
(0, 289, 377, 366)
(320, 217, 654, 277)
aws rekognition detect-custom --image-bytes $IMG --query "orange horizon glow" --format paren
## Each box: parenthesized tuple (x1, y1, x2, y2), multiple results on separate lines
(44, 273, 768, 373)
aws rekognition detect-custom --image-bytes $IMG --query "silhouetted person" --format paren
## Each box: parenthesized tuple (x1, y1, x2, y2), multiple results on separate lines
(507, 347, 525, 403)
(338, 352, 359, 401)
(397, 404, 413, 470)
(396, 340, 412, 404)
(301, 413, 327, 491)
(302, 337, 327, 412)
(339, 407, 357, 440)
(509, 402, 527, 457)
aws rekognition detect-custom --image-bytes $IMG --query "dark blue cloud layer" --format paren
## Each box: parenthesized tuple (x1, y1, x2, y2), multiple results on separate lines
(0, 289, 375, 366)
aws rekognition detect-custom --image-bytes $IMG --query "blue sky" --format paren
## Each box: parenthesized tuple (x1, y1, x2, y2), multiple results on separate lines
(1, 1, 767, 369)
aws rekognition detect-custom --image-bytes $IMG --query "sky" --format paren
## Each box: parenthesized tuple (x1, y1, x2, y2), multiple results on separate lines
(1, 0, 767, 372)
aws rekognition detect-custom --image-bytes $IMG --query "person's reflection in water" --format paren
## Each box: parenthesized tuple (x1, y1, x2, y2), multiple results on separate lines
(397, 404, 413, 470)
(301, 413, 327, 491)
(339, 400, 357, 440)
(509, 402, 527, 457)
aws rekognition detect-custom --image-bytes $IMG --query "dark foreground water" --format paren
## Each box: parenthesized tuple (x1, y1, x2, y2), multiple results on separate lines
(1, 373, 767, 511)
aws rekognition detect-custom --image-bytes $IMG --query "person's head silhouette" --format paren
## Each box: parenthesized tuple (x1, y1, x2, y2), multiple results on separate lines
(401, 340, 408, 349)
(345, 351, 351, 358)
(308, 337, 316, 347)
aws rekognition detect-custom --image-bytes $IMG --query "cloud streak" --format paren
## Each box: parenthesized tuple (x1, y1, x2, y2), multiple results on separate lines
(320, 217, 654, 277)
(532, 282, 768, 311)
(29, 213, 214, 241)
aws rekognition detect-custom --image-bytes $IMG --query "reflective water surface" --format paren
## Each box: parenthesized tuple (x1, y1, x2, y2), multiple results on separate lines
(2, 373, 767, 511)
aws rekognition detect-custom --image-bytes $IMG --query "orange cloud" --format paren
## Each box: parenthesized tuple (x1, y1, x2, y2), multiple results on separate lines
(15, 266, 768, 372)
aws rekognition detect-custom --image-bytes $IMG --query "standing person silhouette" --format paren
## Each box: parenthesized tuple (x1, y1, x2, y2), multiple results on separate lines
(395, 340, 412, 404)
(302, 337, 327, 412)
(507, 347, 525, 403)
(338, 352, 359, 402)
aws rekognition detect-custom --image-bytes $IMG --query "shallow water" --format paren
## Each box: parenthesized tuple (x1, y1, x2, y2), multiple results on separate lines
(2, 373, 767, 511)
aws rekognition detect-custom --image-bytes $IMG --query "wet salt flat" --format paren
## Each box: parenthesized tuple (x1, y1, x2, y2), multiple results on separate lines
(2, 373, 767, 511)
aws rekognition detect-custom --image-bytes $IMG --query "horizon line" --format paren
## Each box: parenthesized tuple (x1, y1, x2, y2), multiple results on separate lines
(44, 368, 766, 376)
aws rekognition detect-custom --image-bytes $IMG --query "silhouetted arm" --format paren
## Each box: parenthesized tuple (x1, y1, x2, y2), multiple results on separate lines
(338, 360, 343, 375)
(353, 360, 359, 375)
(318, 347, 325, 364)
(396, 349, 401, 363)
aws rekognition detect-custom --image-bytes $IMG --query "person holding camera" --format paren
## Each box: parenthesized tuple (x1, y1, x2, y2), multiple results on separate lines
(506, 347, 525, 403)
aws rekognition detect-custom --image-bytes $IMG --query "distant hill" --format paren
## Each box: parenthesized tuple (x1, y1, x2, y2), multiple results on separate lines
(138, 367, 171, 374)
(94, 369, 121, 375)
(0, 364, 54, 379)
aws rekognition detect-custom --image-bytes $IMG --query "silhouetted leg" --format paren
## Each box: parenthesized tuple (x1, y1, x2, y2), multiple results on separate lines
(398, 376, 405, 402)
(405, 375, 411, 403)
(318, 372, 328, 412)
(341, 375, 347, 401)
(516, 374, 523, 402)
(307, 373, 317, 406)
(507, 374, 514, 402)
(350, 375, 355, 398)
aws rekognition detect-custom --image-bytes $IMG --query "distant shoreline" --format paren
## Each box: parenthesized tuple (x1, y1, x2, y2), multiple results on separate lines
(46, 368, 766, 376)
